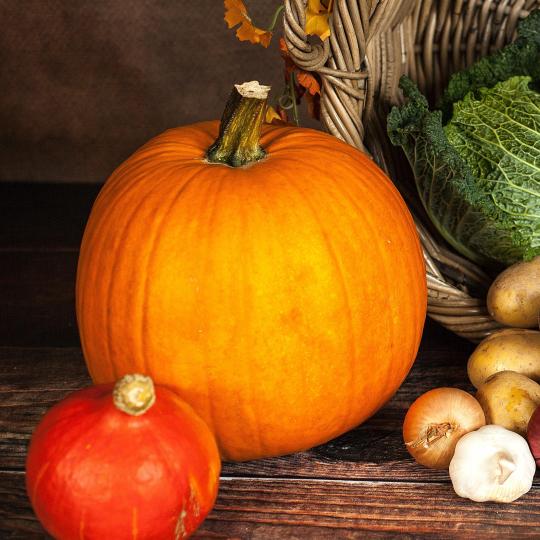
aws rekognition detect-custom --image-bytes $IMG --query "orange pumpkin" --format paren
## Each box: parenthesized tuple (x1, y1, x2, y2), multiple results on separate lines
(26, 374, 220, 539)
(77, 81, 427, 461)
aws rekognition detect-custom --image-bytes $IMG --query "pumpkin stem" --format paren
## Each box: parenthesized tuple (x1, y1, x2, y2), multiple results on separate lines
(113, 374, 156, 416)
(206, 81, 270, 167)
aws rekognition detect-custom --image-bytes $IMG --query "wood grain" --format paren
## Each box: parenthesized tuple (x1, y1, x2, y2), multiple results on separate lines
(2, 472, 539, 539)
(0, 347, 89, 470)
(198, 478, 540, 538)
(0, 472, 45, 538)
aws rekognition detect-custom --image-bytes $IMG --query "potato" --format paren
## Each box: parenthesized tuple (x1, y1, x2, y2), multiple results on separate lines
(475, 371, 540, 436)
(467, 328, 540, 388)
(487, 256, 540, 328)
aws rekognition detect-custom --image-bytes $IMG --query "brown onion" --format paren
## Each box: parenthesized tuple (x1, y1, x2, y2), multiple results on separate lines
(527, 404, 540, 466)
(403, 387, 486, 469)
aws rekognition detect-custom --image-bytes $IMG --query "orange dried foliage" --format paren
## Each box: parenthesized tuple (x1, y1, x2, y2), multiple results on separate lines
(305, 0, 334, 41)
(264, 105, 283, 124)
(279, 38, 320, 96)
(224, 0, 273, 48)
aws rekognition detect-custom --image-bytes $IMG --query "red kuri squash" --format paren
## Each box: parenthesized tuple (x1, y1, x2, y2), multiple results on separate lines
(26, 374, 220, 539)
(76, 81, 427, 461)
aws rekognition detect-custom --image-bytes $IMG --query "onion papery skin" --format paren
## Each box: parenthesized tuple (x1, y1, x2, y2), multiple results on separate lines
(403, 387, 486, 469)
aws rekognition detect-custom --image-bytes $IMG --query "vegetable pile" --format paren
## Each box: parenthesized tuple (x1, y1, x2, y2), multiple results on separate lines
(388, 10, 540, 268)
(24, 5, 540, 537)
(404, 256, 540, 503)
(393, 10, 540, 501)
(403, 373, 538, 503)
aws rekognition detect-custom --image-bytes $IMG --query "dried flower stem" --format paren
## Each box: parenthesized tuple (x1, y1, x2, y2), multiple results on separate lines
(406, 422, 455, 449)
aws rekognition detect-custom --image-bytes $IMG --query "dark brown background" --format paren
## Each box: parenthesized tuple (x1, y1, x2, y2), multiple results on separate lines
(1, 1, 288, 183)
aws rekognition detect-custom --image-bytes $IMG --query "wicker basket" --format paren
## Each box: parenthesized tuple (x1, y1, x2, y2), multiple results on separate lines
(283, 0, 540, 342)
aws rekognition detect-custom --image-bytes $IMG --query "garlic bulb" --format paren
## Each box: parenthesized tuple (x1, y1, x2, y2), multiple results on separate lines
(449, 425, 536, 503)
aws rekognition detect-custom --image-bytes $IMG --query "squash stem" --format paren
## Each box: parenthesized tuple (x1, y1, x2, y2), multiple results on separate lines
(113, 374, 156, 416)
(206, 81, 270, 167)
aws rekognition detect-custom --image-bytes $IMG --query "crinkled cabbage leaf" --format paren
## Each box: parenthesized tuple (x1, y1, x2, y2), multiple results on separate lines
(388, 10, 540, 267)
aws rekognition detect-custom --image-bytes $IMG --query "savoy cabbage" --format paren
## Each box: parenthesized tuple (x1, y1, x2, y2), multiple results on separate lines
(388, 10, 540, 267)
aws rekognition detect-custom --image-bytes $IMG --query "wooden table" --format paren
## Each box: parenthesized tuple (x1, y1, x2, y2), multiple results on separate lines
(1, 182, 538, 538)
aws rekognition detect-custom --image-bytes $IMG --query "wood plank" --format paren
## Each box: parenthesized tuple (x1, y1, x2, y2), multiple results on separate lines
(2, 472, 539, 538)
(0, 183, 100, 250)
(0, 339, 502, 485)
(199, 478, 540, 538)
(0, 472, 45, 538)
(0, 252, 79, 347)
(0, 348, 89, 470)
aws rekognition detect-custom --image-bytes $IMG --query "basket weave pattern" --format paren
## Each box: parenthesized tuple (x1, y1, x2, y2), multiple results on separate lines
(283, 0, 539, 341)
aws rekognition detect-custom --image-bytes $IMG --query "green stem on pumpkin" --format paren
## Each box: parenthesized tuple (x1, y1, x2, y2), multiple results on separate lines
(206, 81, 270, 167)
(113, 373, 156, 416)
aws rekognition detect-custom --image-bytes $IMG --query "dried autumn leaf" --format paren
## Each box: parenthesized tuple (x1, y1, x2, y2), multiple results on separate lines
(296, 71, 320, 96)
(305, 91, 321, 121)
(305, 0, 334, 41)
(224, 0, 273, 48)
(265, 105, 282, 124)
(279, 37, 295, 71)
